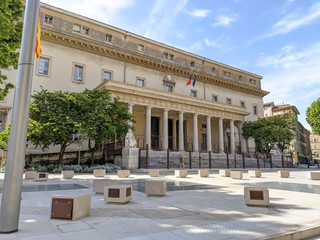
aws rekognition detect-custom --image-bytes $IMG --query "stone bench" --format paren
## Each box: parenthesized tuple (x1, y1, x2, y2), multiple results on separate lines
(93, 169, 106, 177)
(35, 172, 49, 181)
(219, 169, 231, 177)
(93, 179, 118, 194)
(61, 170, 74, 179)
(104, 185, 132, 204)
(244, 187, 269, 207)
(24, 171, 37, 180)
(145, 179, 166, 196)
(175, 169, 187, 178)
(198, 169, 209, 177)
(231, 171, 243, 179)
(248, 170, 261, 178)
(117, 170, 130, 178)
(149, 169, 160, 177)
(309, 171, 320, 180)
(278, 170, 290, 178)
(51, 193, 91, 220)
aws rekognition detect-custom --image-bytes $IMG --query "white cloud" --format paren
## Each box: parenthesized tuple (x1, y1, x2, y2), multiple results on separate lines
(211, 15, 237, 27)
(42, 0, 134, 25)
(260, 42, 320, 130)
(252, 2, 320, 42)
(189, 9, 211, 18)
(204, 36, 234, 52)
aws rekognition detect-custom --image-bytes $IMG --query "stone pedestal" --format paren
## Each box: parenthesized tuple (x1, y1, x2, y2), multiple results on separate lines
(149, 169, 160, 177)
(309, 172, 320, 180)
(145, 179, 166, 196)
(93, 169, 106, 177)
(104, 185, 132, 204)
(198, 169, 209, 177)
(278, 170, 290, 178)
(62, 170, 74, 179)
(93, 179, 118, 194)
(24, 171, 37, 179)
(244, 187, 269, 206)
(122, 148, 139, 169)
(175, 169, 187, 178)
(35, 172, 48, 181)
(248, 170, 261, 178)
(117, 170, 130, 178)
(219, 169, 231, 177)
(231, 171, 243, 179)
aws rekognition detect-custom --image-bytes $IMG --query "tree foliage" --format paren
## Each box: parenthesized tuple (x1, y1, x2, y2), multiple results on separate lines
(0, 125, 10, 151)
(0, 0, 23, 99)
(28, 88, 134, 164)
(306, 98, 320, 135)
(242, 115, 296, 157)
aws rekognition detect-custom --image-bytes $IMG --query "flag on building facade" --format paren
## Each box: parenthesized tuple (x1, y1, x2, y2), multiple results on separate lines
(192, 74, 197, 87)
(34, 11, 42, 59)
(186, 72, 193, 86)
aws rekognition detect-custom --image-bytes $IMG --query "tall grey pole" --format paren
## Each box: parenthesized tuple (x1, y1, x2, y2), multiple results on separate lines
(0, 0, 40, 233)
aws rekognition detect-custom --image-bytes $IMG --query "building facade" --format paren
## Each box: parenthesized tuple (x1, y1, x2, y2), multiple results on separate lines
(0, 3, 268, 159)
(263, 102, 311, 164)
(310, 133, 320, 164)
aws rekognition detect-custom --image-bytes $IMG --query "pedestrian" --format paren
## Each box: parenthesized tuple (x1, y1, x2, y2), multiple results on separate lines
(307, 158, 311, 168)
(179, 152, 185, 170)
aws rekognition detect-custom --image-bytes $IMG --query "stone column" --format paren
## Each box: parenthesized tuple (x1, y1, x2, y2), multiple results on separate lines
(145, 106, 152, 149)
(128, 103, 133, 130)
(206, 115, 212, 152)
(218, 117, 224, 153)
(162, 109, 168, 151)
(193, 113, 199, 152)
(172, 119, 177, 151)
(230, 119, 235, 153)
(178, 111, 184, 151)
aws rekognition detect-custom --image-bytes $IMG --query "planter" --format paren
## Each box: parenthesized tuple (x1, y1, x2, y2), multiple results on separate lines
(62, 170, 74, 179)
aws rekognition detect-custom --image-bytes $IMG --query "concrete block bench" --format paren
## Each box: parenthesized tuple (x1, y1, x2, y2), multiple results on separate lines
(93, 179, 118, 194)
(309, 171, 320, 180)
(175, 169, 187, 178)
(198, 169, 209, 177)
(244, 187, 269, 206)
(231, 171, 243, 179)
(145, 179, 166, 196)
(35, 172, 49, 181)
(93, 169, 106, 177)
(117, 170, 130, 178)
(219, 169, 231, 177)
(51, 193, 91, 220)
(149, 169, 160, 177)
(61, 170, 74, 179)
(248, 170, 261, 178)
(24, 171, 37, 180)
(278, 170, 290, 178)
(104, 185, 132, 204)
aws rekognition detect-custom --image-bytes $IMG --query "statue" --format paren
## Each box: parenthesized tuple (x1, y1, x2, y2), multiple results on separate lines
(125, 131, 137, 148)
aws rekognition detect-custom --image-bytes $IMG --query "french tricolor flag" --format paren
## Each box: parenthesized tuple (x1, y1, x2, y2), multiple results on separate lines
(186, 72, 193, 86)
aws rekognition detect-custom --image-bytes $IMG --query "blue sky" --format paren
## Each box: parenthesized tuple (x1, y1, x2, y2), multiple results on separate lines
(41, 0, 320, 131)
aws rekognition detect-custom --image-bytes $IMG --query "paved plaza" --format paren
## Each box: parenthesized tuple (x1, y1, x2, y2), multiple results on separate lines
(0, 168, 320, 240)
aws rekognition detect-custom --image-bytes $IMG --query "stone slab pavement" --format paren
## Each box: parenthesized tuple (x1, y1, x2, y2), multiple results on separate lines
(0, 168, 320, 240)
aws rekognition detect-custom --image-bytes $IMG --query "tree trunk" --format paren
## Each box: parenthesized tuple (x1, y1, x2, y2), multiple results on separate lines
(58, 144, 67, 165)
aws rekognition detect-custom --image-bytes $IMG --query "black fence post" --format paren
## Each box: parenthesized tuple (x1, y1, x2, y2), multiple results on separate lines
(226, 150, 230, 169)
(167, 149, 169, 169)
(138, 148, 141, 169)
(281, 154, 285, 168)
(146, 144, 149, 169)
(209, 151, 212, 169)
(234, 152, 237, 168)
(189, 151, 192, 169)
(199, 151, 201, 169)
(242, 152, 245, 169)
(256, 153, 260, 169)
(270, 154, 273, 169)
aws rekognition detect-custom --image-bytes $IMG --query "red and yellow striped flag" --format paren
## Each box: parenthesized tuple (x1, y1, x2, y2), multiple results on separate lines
(34, 11, 42, 59)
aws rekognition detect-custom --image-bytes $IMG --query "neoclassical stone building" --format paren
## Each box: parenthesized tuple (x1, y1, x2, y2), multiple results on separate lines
(1, 3, 268, 157)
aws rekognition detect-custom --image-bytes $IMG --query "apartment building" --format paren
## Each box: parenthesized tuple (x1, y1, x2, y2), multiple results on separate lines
(0, 3, 268, 157)
(263, 102, 311, 164)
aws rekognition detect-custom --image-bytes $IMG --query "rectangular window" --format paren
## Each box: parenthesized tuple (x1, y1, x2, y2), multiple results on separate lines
(250, 78, 256, 85)
(102, 70, 112, 82)
(163, 52, 174, 61)
(253, 105, 258, 115)
(191, 61, 195, 67)
(73, 23, 81, 32)
(138, 44, 144, 52)
(226, 98, 232, 104)
(190, 90, 197, 97)
(136, 78, 145, 87)
(73, 24, 89, 35)
(106, 34, 112, 42)
(38, 57, 49, 75)
(44, 15, 53, 24)
(223, 71, 231, 78)
(73, 64, 84, 82)
(240, 101, 245, 108)
(238, 75, 243, 82)
(81, 26, 89, 35)
(164, 84, 174, 92)
(212, 94, 218, 102)
(212, 67, 216, 73)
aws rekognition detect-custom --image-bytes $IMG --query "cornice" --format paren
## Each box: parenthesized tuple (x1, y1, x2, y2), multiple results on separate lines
(42, 29, 269, 98)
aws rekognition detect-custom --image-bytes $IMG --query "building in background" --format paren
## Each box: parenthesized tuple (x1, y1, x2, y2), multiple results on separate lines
(310, 133, 320, 165)
(0, 3, 268, 162)
(263, 102, 311, 164)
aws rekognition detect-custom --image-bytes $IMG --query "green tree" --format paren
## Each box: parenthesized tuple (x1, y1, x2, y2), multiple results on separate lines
(242, 115, 296, 158)
(28, 89, 134, 165)
(306, 98, 320, 135)
(0, 0, 23, 99)
(0, 126, 10, 151)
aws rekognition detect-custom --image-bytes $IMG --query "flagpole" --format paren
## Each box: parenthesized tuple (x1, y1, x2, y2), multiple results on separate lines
(0, 0, 40, 233)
